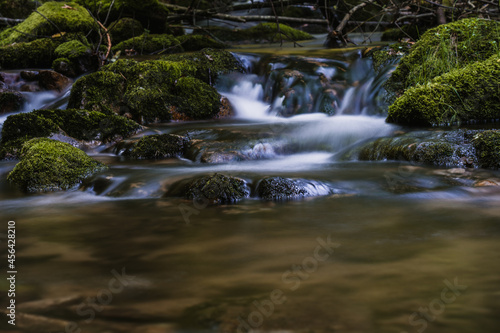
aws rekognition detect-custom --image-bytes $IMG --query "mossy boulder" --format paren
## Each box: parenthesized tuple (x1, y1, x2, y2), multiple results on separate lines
(245, 23, 314, 43)
(162, 48, 245, 84)
(173, 77, 221, 119)
(112, 33, 182, 55)
(387, 54, 500, 126)
(52, 57, 76, 77)
(0, 89, 25, 114)
(7, 138, 107, 192)
(184, 173, 250, 204)
(68, 71, 126, 114)
(0, 2, 94, 45)
(53, 39, 98, 75)
(122, 134, 190, 159)
(0, 37, 63, 69)
(74, 0, 168, 34)
(351, 130, 479, 168)
(0, 109, 140, 159)
(387, 18, 500, 94)
(177, 35, 227, 52)
(472, 130, 500, 169)
(108, 18, 144, 44)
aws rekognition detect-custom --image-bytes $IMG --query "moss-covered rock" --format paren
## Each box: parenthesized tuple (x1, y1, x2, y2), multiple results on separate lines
(185, 173, 250, 204)
(351, 130, 479, 168)
(67, 71, 126, 114)
(0, 2, 94, 45)
(387, 18, 500, 94)
(75, 0, 168, 34)
(122, 134, 190, 159)
(472, 130, 500, 169)
(246, 23, 314, 43)
(0, 89, 25, 114)
(387, 54, 500, 126)
(0, 37, 63, 69)
(52, 57, 76, 77)
(162, 48, 244, 84)
(7, 138, 107, 192)
(177, 35, 227, 52)
(112, 33, 182, 55)
(173, 77, 221, 119)
(1, 109, 140, 146)
(108, 18, 144, 44)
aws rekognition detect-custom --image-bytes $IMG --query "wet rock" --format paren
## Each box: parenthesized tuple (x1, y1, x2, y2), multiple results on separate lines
(0, 2, 94, 45)
(256, 176, 332, 201)
(181, 173, 251, 204)
(349, 129, 500, 169)
(112, 33, 183, 55)
(108, 17, 144, 44)
(52, 57, 77, 77)
(38, 70, 72, 92)
(20, 70, 39, 81)
(0, 37, 64, 69)
(121, 134, 190, 159)
(7, 138, 107, 192)
(53, 39, 98, 75)
(0, 89, 25, 114)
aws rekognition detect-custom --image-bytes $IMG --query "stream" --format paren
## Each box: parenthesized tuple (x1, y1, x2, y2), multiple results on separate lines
(1, 42, 500, 333)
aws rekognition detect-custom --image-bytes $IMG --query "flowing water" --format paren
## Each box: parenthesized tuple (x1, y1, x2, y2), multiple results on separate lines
(1, 45, 500, 333)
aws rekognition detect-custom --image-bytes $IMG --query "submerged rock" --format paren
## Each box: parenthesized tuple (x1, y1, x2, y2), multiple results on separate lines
(121, 134, 190, 159)
(349, 129, 500, 170)
(7, 138, 107, 192)
(256, 176, 332, 201)
(180, 173, 251, 204)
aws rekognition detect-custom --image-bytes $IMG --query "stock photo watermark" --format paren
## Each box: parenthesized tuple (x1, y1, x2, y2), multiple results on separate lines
(236, 234, 340, 333)
(401, 277, 467, 333)
(57, 267, 135, 333)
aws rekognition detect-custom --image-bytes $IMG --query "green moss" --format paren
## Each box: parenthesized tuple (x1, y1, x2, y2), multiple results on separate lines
(246, 23, 314, 43)
(123, 86, 173, 123)
(112, 33, 182, 55)
(185, 173, 250, 204)
(32, 109, 141, 142)
(75, 0, 168, 33)
(162, 48, 244, 84)
(0, 37, 62, 69)
(473, 130, 500, 169)
(108, 18, 144, 44)
(176, 35, 227, 52)
(1, 112, 60, 143)
(124, 134, 189, 159)
(7, 138, 107, 192)
(0, 137, 29, 160)
(387, 54, 500, 126)
(0, 2, 94, 45)
(174, 77, 221, 119)
(356, 130, 477, 167)
(54, 39, 90, 59)
(67, 71, 126, 114)
(387, 18, 500, 94)
(370, 42, 411, 73)
(52, 57, 76, 77)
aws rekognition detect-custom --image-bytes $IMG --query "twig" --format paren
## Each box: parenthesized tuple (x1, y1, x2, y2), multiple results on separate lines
(96, 20, 111, 64)
(34, 9, 67, 41)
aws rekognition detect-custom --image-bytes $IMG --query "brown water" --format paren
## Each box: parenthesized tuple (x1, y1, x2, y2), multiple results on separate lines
(1, 44, 500, 333)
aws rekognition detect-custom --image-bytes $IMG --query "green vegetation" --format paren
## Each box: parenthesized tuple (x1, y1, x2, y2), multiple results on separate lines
(473, 130, 500, 169)
(54, 39, 90, 59)
(7, 138, 107, 192)
(108, 18, 144, 44)
(177, 35, 227, 52)
(387, 54, 500, 126)
(245, 23, 314, 43)
(387, 18, 500, 94)
(67, 71, 126, 114)
(0, 37, 62, 69)
(0, 2, 94, 45)
(174, 77, 221, 119)
(123, 134, 190, 159)
(112, 33, 183, 55)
